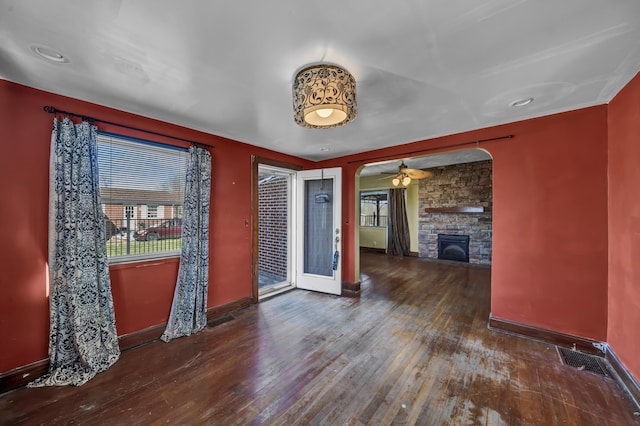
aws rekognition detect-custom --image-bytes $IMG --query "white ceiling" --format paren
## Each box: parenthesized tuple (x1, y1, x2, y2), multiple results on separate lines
(1, 0, 639, 163)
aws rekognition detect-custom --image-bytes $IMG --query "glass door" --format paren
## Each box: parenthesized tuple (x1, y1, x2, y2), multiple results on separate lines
(296, 168, 342, 295)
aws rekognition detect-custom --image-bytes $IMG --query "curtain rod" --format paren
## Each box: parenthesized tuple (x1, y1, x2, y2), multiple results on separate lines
(43, 105, 212, 149)
(347, 135, 512, 164)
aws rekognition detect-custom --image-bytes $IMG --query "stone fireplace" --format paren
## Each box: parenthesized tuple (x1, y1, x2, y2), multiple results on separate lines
(418, 160, 492, 265)
(438, 234, 470, 262)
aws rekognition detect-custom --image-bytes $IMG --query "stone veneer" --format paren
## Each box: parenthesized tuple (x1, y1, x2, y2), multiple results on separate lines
(418, 160, 492, 265)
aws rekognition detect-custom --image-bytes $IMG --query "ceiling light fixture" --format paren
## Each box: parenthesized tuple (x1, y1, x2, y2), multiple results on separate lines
(30, 45, 69, 63)
(391, 173, 411, 186)
(392, 175, 411, 187)
(293, 64, 356, 128)
(388, 161, 433, 187)
(510, 97, 534, 107)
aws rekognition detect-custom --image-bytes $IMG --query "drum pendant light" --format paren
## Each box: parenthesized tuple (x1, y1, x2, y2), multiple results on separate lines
(293, 64, 356, 128)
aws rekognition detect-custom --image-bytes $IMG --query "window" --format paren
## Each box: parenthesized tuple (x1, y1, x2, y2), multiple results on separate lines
(360, 191, 388, 227)
(124, 205, 135, 219)
(146, 205, 158, 218)
(97, 133, 188, 262)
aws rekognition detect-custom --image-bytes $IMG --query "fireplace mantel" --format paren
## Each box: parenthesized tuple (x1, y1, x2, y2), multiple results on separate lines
(424, 206, 491, 213)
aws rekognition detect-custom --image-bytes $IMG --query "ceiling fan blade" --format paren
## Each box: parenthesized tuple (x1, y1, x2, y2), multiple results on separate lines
(404, 169, 433, 179)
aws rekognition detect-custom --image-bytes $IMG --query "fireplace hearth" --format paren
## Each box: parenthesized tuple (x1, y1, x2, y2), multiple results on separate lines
(438, 234, 470, 263)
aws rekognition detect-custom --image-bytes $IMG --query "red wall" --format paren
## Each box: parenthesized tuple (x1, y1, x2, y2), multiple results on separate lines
(608, 72, 640, 380)
(322, 106, 609, 341)
(0, 80, 313, 373)
(490, 109, 609, 339)
(2, 76, 629, 379)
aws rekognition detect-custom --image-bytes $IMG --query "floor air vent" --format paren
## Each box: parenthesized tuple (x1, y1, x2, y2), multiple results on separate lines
(557, 347, 610, 377)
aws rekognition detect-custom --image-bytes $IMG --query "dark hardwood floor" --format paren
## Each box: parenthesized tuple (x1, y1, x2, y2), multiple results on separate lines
(1, 253, 638, 425)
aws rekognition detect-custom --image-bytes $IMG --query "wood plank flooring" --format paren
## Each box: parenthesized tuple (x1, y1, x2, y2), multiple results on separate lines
(1, 253, 638, 425)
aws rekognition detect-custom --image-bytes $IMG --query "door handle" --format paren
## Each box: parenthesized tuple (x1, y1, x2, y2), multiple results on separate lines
(333, 228, 340, 271)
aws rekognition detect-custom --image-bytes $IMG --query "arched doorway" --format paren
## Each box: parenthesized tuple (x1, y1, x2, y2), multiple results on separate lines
(354, 148, 493, 282)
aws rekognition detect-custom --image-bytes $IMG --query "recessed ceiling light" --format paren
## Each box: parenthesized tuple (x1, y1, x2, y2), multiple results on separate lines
(30, 45, 69, 63)
(509, 97, 534, 107)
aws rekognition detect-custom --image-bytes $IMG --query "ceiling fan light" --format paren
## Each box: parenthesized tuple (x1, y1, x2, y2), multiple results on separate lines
(392, 177, 400, 186)
(402, 176, 411, 186)
(293, 64, 357, 129)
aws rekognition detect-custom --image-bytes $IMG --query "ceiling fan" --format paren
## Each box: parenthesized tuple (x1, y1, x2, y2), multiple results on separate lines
(381, 161, 433, 187)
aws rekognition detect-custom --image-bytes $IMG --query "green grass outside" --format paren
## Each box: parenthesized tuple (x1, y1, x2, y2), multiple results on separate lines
(106, 238, 183, 257)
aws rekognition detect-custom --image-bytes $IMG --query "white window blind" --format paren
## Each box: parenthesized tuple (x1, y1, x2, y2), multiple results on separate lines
(97, 133, 189, 261)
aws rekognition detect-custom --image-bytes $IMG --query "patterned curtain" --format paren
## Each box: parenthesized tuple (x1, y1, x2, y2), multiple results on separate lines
(161, 146, 212, 342)
(29, 118, 120, 387)
(387, 188, 411, 257)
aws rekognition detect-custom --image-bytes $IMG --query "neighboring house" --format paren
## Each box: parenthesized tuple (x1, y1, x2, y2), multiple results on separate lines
(100, 188, 183, 232)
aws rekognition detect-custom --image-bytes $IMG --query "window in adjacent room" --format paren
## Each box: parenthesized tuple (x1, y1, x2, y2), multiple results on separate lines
(360, 191, 388, 227)
(97, 132, 189, 263)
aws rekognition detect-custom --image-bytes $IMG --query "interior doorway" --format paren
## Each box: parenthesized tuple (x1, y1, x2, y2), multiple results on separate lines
(355, 149, 493, 279)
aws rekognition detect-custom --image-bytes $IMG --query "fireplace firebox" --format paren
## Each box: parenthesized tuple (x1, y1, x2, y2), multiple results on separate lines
(437, 234, 470, 263)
